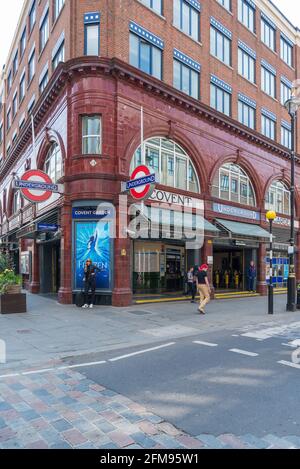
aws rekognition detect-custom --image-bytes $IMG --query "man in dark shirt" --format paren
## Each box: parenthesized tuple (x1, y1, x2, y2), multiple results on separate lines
(195, 264, 211, 315)
(82, 259, 100, 309)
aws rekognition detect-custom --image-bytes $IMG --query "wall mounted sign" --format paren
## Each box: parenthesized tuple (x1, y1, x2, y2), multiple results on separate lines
(37, 223, 59, 232)
(149, 190, 203, 210)
(72, 207, 113, 220)
(123, 166, 157, 201)
(213, 203, 260, 221)
(13, 170, 63, 203)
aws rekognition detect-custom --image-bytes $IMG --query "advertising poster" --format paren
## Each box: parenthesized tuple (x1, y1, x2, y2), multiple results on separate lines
(74, 221, 111, 290)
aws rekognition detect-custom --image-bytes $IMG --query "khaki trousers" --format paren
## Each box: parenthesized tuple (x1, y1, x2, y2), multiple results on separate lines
(198, 285, 210, 312)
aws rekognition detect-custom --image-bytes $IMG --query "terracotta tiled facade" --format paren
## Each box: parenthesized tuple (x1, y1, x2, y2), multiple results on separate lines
(0, 0, 300, 305)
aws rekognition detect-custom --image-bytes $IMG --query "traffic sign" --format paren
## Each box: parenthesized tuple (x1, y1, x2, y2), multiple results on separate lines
(14, 170, 63, 203)
(124, 165, 157, 201)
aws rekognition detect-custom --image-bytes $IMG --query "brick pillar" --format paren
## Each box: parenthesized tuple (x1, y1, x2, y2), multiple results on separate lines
(296, 231, 300, 285)
(29, 241, 40, 294)
(257, 242, 267, 296)
(201, 238, 215, 298)
(112, 201, 132, 307)
(58, 204, 73, 304)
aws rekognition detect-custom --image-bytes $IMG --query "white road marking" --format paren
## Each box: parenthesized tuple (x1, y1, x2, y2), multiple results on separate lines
(232, 334, 239, 337)
(278, 360, 300, 369)
(193, 341, 218, 347)
(242, 322, 300, 340)
(58, 361, 107, 370)
(109, 342, 176, 362)
(0, 373, 20, 379)
(22, 368, 55, 375)
(282, 343, 298, 348)
(229, 349, 259, 357)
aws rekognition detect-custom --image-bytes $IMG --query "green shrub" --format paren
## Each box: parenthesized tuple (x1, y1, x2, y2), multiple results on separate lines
(0, 269, 22, 294)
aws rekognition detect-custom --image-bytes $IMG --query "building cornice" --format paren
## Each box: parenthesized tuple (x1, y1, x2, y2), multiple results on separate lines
(0, 56, 296, 182)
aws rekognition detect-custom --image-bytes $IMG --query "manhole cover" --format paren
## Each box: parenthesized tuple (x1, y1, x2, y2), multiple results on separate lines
(127, 310, 151, 316)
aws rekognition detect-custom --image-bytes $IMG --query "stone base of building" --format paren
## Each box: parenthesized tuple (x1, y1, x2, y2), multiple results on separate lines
(58, 288, 73, 305)
(257, 282, 268, 296)
(112, 288, 133, 307)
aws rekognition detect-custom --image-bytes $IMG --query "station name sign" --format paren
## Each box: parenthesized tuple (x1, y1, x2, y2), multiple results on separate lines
(72, 207, 113, 220)
(14, 180, 60, 193)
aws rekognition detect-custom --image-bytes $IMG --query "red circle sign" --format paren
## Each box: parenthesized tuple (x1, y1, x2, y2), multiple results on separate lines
(129, 165, 155, 200)
(20, 170, 53, 203)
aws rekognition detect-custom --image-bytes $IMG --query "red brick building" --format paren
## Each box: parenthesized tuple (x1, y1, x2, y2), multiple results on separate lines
(0, 0, 300, 305)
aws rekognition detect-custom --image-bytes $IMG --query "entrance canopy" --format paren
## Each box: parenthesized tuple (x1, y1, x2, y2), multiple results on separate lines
(216, 219, 269, 239)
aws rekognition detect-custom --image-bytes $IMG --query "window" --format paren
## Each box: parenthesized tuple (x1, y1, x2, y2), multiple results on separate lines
(130, 33, 162, 80)
(13, 191, 21, 214)
(84, 12, 100, 56)
(261, 113, 276, 140)
(266, 181, 290, 215)
(29, 0, 36, 33)
(238, 0, 255, 33)
(13, 51, 18, 77)
(131, 137, 200, 193)
(212, 163, 256, 206)
(281, 124, 291, 149)
(261, 64, 276, 98)
(7, 71, 12, 94)
(19, 73, 26, 103)
(173, 0, 200, 42)
(173, 56, 200, 99)
(238, 99, 256, 129)
(280, 35, 293, 67)
(281, 79, 291, 106)
(140, 0, 163, 15)
(217, 0, 231, 11)
(238, 47, 255, 83)
(210, 26, 231, 66)
(261, 16, 276, 51)
(20, 27, 26, 57)
(28, 50, 35, 83)
(210, 82, 231, 116)
(54, 0, 65, 21)
(44, 143, 64, 183)
(12, 93, 18, 118)
(39, 70, 49, 94)
(82, 116, 102, 154)
(28, 95, 35, 114)
(52, 41, 65, 70)
(7, 108, 11, 130)
(40, 10, 49, 52)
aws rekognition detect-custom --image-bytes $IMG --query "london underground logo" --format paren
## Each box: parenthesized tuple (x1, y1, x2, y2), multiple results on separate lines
(14, 170, 60, 203)
(125, 165, 157, 201)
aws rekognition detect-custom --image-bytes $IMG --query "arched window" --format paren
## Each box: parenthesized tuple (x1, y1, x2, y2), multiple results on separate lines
(212, 163, 256, 206)
(265, 181, 290, 215)
(130, 137, 200, 193)
(44, 143, 63, 183)
(12, 190, 21, 214)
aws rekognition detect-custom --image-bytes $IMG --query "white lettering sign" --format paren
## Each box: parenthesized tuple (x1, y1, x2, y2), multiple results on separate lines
(149, 190, 203, 210)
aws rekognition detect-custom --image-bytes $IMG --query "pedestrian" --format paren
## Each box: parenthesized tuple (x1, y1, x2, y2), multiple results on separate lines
(82, 259, 100, 309)
(195, 264, 211, 315)
(187, 267, 196, 303)
(247, 260, 257, 292)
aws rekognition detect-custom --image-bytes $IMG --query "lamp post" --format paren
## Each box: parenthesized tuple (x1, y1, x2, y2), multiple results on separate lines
(284, 93, 300, 312)
(266, 210, 276, 315)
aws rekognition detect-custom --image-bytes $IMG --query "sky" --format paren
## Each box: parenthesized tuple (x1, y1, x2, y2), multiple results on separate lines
(0, 0, 299, 70)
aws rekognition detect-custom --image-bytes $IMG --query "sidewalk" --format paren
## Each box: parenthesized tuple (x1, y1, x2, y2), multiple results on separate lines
(0, 292, 298, 374)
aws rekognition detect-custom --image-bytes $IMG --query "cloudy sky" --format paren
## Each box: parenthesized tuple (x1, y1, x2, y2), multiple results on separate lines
(0, 0, 299, 69)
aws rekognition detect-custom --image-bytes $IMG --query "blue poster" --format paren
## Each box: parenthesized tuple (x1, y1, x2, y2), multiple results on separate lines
(74, 221, 111, 290)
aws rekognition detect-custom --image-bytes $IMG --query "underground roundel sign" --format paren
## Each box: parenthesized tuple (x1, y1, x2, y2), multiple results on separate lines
(15, 170, 58, 203)
(126, 165, 157, 201)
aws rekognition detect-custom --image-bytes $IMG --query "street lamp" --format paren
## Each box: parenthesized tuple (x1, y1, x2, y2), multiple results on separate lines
(266, 211, 277, 315)
(284, 92, 300, 312)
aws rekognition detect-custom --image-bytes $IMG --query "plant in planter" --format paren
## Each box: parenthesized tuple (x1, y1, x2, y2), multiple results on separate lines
(0, 269, 26, 314)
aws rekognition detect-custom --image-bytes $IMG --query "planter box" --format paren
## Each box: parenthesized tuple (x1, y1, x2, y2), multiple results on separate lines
(0, 294, 27, 314)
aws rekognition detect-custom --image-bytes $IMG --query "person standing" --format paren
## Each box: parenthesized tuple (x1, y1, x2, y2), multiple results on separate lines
(82, 259, 100, 309)
(195, 264, 211, 315)
(247, 260, 257, 292)
(187, 267, 196, 303)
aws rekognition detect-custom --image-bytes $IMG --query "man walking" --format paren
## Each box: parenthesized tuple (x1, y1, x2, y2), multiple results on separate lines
(195, 264, 211, 315)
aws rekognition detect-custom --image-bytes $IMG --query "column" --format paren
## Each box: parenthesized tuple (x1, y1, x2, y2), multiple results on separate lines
(296, 231, 300, 285)
(58, 203, 73, 304)
(256, 242, 267, 296)
(29, 240, 40, 294)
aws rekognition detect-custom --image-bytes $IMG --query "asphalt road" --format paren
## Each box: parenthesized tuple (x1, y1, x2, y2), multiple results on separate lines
(74, 326, 300, 438)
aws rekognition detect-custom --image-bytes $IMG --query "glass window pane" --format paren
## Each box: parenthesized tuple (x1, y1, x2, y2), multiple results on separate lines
(86, 24, 99, 55)
(129, 34, 139, 68)
(140, 41, 151, 74)
(152, 47, 162, 79)
(176, 157, 187, 190)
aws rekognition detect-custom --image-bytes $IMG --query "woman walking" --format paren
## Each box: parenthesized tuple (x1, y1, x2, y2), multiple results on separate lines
(195, 264, 211, 315)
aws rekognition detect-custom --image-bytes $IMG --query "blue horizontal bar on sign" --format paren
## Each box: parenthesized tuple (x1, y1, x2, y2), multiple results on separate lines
(261, 59, 276, 75)
(84, 12, 100, 24)
(211, 75, 232, 94)
(261, 11, 276, 30)
(281, 120, 292, 131)
(238, 40, 256, 59)
(185, 0, 201, 12)
(173, 49, 201, 72)
(281, 75, 293, 88)
(261, 108, 277, 121)
(281, 32, 294, 48)
(15, 180, 59, 192)
(238, 93, 256, 109)
(126, 174, 156, 190)
(210, 17, 232, 40)
(129, 21, 164, 49)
